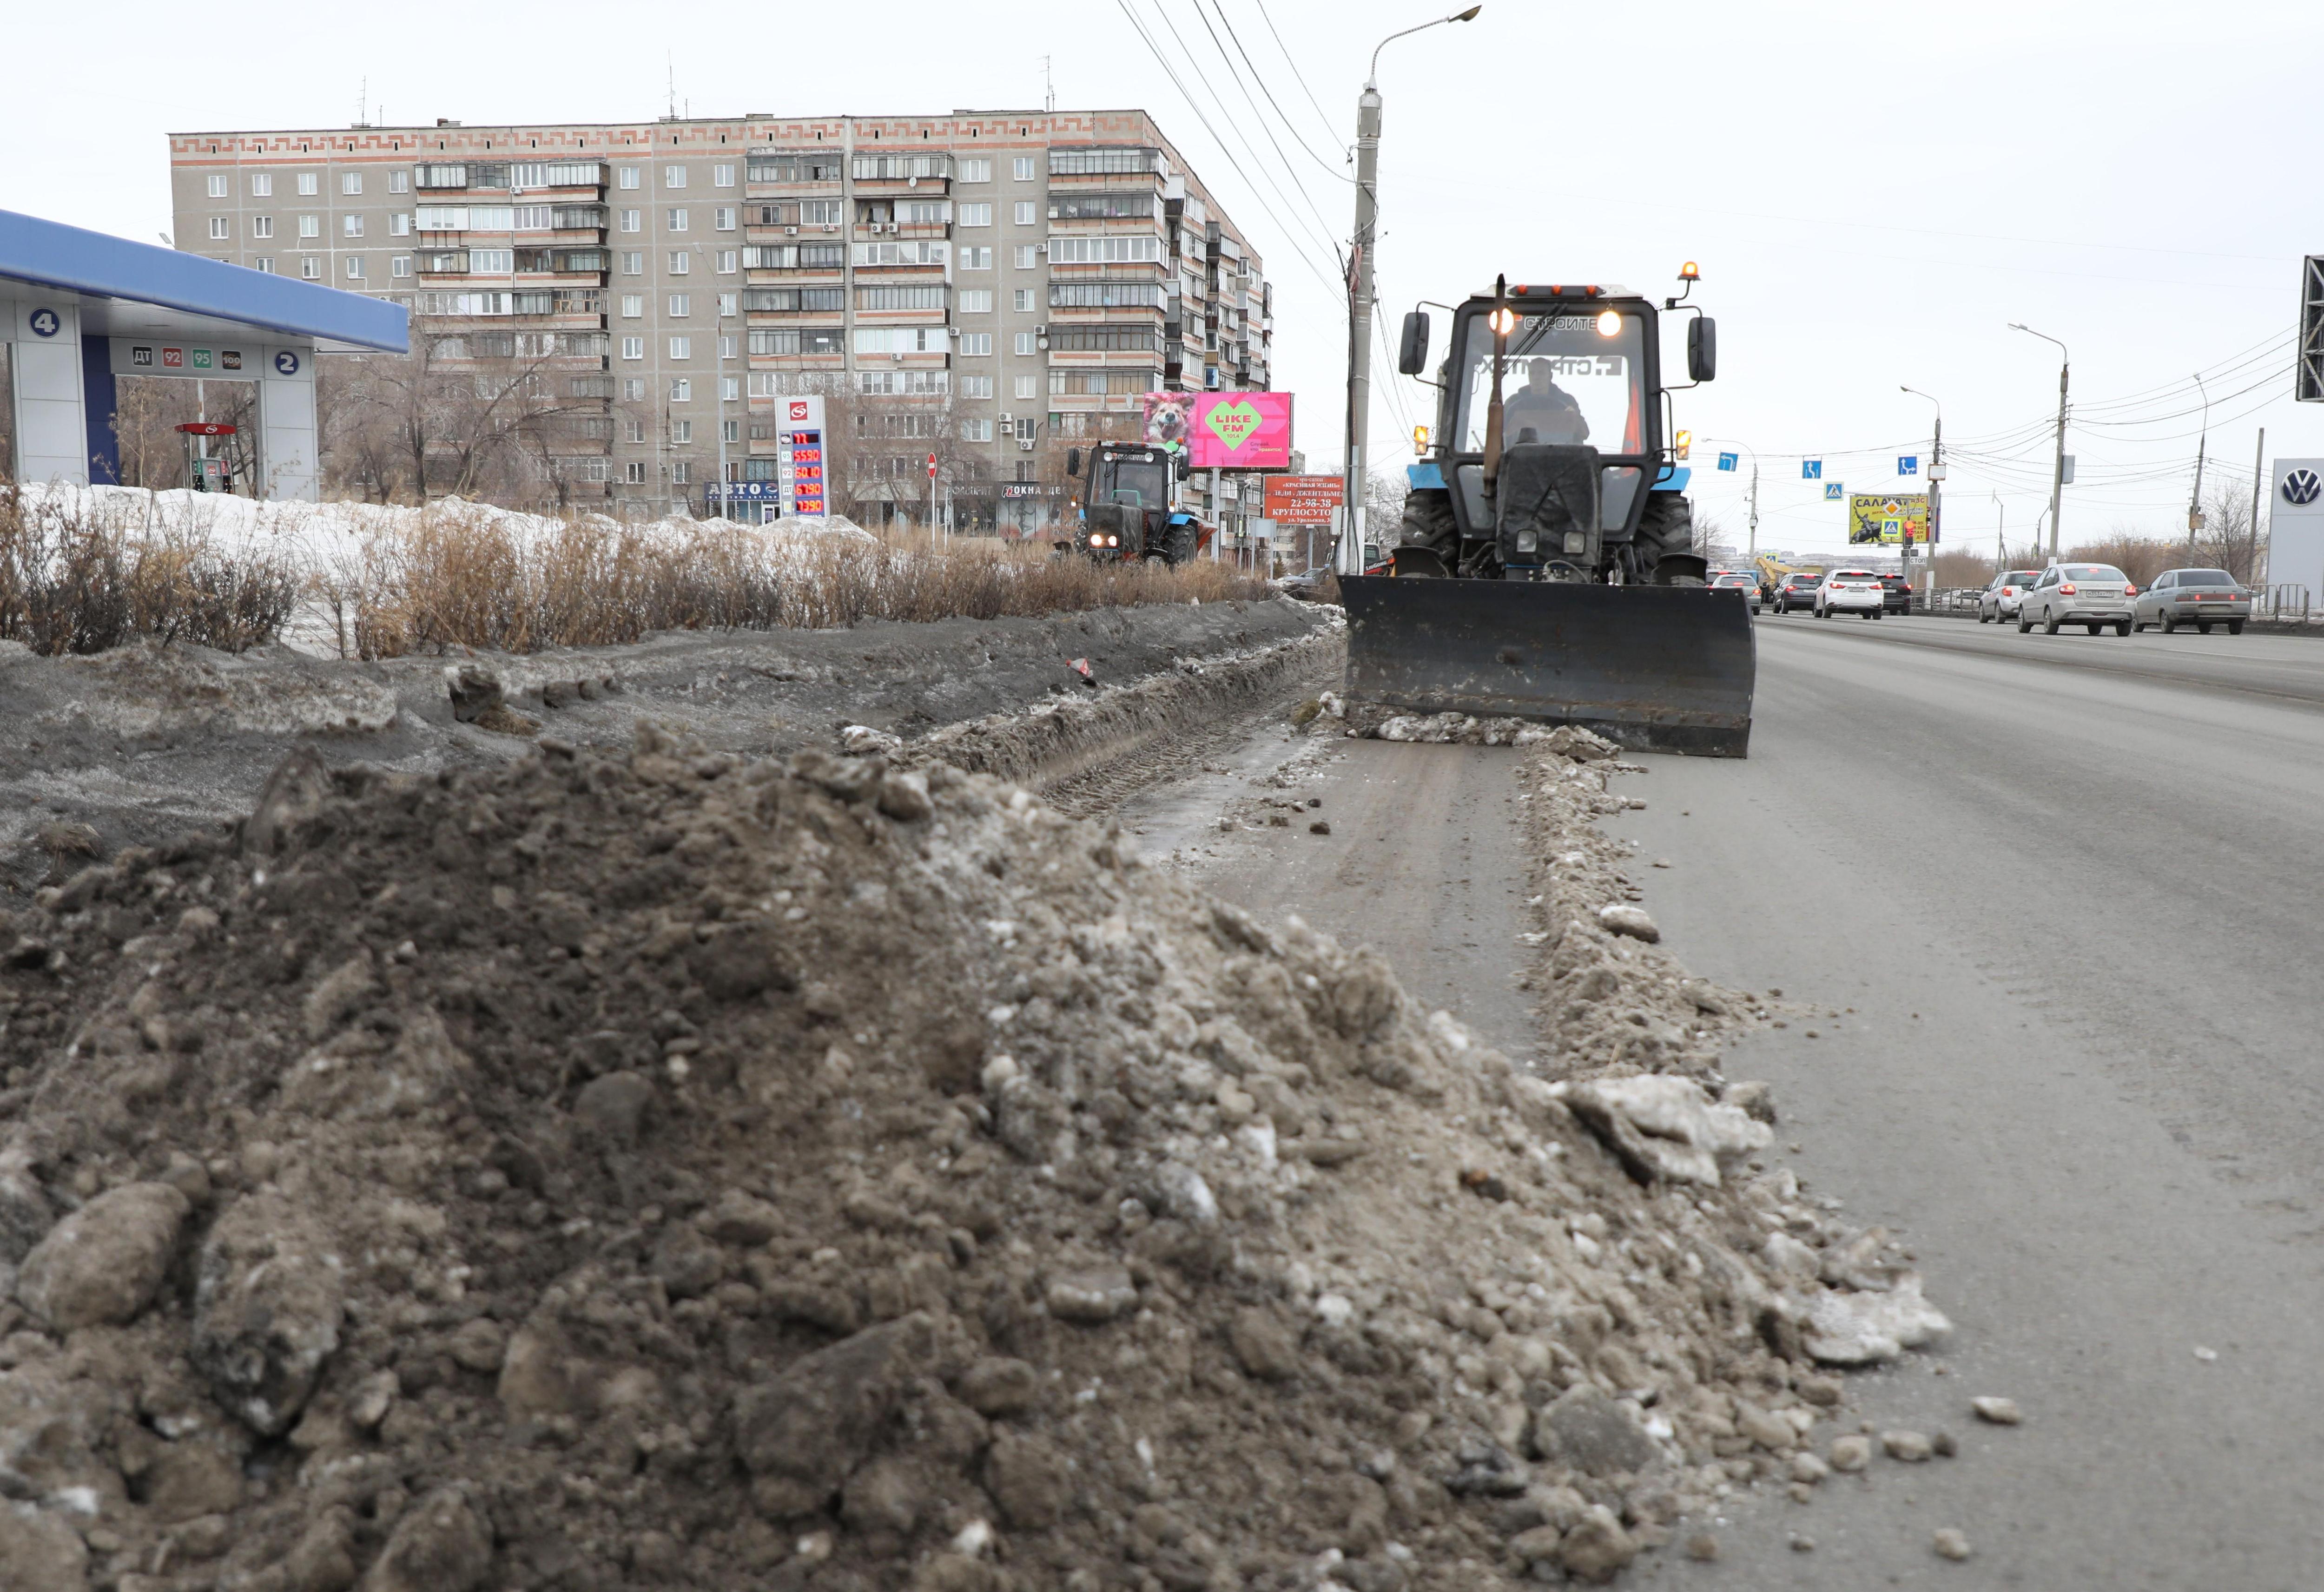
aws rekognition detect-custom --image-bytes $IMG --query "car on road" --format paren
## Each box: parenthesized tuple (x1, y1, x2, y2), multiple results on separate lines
(1773, 572, 1823, 613)
(1710, 571, 1761, 612)
(1817, 569, 1888, 619)
(1979, 569, 2046, 624)
(1878, 573, 1912, 616)
(2018, 563, 2138, 635)
(2133, 568, 2251, 634)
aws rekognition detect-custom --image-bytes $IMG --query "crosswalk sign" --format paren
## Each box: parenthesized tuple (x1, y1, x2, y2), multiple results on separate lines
(1717, 452, 1738, 472)
(1802, 460, 1822, 480)
(1823, 482, 1845, 500)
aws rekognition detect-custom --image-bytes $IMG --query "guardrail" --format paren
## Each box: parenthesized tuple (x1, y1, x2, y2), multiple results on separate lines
(1833, 585, 2324, 635)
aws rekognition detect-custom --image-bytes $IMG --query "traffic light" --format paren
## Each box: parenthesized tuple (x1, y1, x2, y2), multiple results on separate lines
(1412, 424, 1430, 454)
(1674, 429, 1692, 460)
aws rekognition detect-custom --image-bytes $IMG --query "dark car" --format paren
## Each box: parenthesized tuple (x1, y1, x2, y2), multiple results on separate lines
(1774, 572, 1823, 614)
(1877, 573, 1912, 616)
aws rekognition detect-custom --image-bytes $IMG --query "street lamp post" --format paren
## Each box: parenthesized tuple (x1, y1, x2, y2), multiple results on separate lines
(2187, 371, 2210, 555)
(1340, 5, 1482, 574)
(1900, 386, 1941, 591)
(1992, 490, 2005, 566)
(2009, 323, 2069, 559)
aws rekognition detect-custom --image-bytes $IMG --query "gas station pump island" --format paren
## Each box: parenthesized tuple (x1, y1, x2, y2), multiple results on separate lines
(2, 209, 407, 499)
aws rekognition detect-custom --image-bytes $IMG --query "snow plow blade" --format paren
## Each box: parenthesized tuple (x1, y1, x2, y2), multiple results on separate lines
(1339, 576, 1757, 757)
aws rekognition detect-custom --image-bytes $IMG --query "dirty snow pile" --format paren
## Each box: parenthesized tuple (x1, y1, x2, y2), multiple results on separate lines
(1300, 694, 1598, 750)
(0, 728, 1941, 1590)
(12, 483, 877, 576)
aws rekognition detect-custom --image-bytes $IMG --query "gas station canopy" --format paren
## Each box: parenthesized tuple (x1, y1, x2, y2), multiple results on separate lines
(1, 208, 408, 500)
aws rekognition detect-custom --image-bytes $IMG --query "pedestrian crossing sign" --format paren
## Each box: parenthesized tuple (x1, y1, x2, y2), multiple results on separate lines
(1823, 482, 1844, 500)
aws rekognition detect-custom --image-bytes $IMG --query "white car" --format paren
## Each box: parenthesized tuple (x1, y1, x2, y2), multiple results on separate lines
(1816, 569, 1887, 619)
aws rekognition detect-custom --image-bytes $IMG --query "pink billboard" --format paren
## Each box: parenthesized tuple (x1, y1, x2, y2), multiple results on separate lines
(1187, 392, 1293, 470)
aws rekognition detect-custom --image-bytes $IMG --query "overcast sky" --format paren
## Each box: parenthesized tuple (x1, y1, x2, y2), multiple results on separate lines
(7, 0, 2322, 556)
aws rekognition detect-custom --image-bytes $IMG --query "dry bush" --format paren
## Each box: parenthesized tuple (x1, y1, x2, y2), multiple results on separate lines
(2062, 534, 2177, 587)
(0, 484, 296, 655)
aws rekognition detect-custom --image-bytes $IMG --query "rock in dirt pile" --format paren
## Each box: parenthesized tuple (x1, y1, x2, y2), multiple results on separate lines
(0, 726, 1943, 1590)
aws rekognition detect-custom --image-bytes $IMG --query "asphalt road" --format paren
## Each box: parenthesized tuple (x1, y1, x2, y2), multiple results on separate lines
(1132, 615, 2324, 1586)
(1625, 615, 2324, 1588)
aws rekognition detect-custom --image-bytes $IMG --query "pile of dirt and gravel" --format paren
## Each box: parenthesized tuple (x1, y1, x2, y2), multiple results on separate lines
(0, 599, 1332, 894)
(0, 718, 1948, 1591)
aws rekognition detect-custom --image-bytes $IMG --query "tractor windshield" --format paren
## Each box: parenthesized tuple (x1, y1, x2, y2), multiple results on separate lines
(1456, 309, 1648, 458)
(1099, 457, 1169, 511)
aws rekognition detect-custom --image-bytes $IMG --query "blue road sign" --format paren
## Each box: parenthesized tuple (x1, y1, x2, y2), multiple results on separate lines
(1824, 482, 1845, 501)
(1898, 455, 1918, 475)
(1717, 452, 1738, 472)
(1802, 460, 1822, 479)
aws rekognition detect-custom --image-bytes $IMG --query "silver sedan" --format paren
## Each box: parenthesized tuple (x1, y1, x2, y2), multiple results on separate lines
(2133, 568, 2251, 635)
(2018, 563, 2137, 636)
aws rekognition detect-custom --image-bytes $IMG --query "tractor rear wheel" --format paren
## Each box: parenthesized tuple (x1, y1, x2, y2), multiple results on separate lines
(1160, 520, 1199, 566)
(1635, 491, 1695, 575)
(1396, 488, 1458, 565)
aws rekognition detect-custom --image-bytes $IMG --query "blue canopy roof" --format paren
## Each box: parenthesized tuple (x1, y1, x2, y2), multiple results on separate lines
(0, 208, 407, 354)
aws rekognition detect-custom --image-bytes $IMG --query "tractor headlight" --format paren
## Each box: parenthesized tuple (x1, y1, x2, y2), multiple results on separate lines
(1596, 309, 1622, 337)
(1515, 529, 1538, 553)
(1564, 531, 1588, 554)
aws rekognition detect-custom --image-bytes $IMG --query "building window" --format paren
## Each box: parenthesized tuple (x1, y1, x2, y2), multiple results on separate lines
(1014, 375, 1039, 400)
(621, 294, 643, 317)
(719, 336, 738, 361)
(717, 249, 738, 273)
(961, 418, 993, 442)
(619, 167, 641, 189)
(903, 201, 945, 224)
(205, 216, 229, 240)
(343, 215, 364, 237)
(1013, 289, 1036, 312)
(624, 379, 646, 402)
(620, 209, 640, 232)
(390, 171, 409, 194)
(801, 199, 843, 226)
(251, 173, 274, 197)
(722, 417, 741, 443)
(1012, 157, 1036, 181)
(959, 374, 993, 398)
(670, 375, 692, 400)
(1013, 201, 1036, 226)
(471, 249, 513, 273)
(664, 165, 687, 189)
(667, 293, 691, 317)
(205, 173, 228, 198)
(345, 257, 366, 280)
(1012, 245, 1037, 269)
(253, 257, 275, 274)
(621, 336, 644, 360)
(1014, 332, 1037, 356)
(301, 257, 321, 280)
(717, 292, 739, 317)
(391, 256, 410, 277)
(959, 245, 992, 270)
(958, 289, 993, 314)
(298, 215, 320, 238)
(621, 251, 643, 275)
(389, 214, 409, 236)
(713, 163, 737, 188)
(668, 250, 691, 274)
(581, 460, 610, 483)
(297, 172, 319, 196)
(667, 207, 689, 231)
(672, 461, 691, 484)
(342, 172, 363, 195)
(959, 158, 992, 184)
(713, 206, 736, 231)
(625, 460, 647, 483)
(669, 337, 692, 361)
(957, 203, 993, 227)
(673, 420, 693, 444)
(959, 332, 992, 356)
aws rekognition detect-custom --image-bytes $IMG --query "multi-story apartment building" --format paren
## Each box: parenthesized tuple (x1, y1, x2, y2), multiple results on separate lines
(167, 110, 1273, 537)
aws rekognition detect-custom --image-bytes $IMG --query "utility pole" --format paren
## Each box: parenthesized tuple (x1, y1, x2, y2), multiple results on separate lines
(1340, 7, 1482, 574)
(2011, 324, 2069, 558)
(1748, 459, 1759, 559)
(2250, 427, 2267, 588)
(1901, 388, 1941, 591)
(2187, 372, 2210, 555)
(1993, 491, 2004, 566)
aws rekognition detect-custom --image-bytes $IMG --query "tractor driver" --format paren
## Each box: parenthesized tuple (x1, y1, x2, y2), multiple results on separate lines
(1501, 360, 1590, 447)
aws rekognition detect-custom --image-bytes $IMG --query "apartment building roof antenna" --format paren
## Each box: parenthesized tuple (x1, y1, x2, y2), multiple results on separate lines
(1043, 55, 1056, 115)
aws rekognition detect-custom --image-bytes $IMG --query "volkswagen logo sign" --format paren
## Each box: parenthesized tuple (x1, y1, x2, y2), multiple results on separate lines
(2285, 468, 2324, 507)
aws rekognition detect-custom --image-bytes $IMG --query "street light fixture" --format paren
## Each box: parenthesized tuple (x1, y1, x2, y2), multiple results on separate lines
(1340, 5, 1483, 572)
(1899, 385, 1941, 587)
(2008, 323, 2069, 559)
